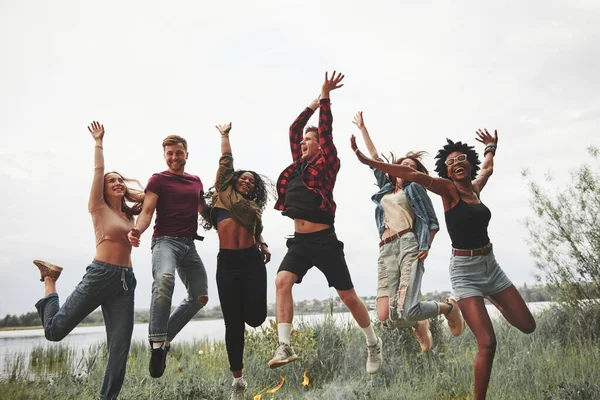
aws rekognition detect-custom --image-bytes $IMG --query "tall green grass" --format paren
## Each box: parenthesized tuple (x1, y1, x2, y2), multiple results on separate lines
(1, 306, 599, 399)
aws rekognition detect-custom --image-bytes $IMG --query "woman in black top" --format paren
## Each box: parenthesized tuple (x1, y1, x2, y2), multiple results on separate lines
(351, 129, 535, 400)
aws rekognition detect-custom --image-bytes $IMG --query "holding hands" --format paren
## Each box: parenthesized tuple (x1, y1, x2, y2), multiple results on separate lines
(128, 227, 141, 247)
(88, 121, 105, 141)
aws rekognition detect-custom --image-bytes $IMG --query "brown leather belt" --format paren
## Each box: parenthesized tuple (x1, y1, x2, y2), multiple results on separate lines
(379, 228, 413, 247)
(452, 243, 493, 256)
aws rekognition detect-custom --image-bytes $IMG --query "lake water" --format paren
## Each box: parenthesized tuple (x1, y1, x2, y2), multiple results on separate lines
(0, 302, 551, 374)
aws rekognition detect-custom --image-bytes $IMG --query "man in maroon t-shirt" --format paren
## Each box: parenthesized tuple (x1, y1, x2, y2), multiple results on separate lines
(128, 134, 208, 378)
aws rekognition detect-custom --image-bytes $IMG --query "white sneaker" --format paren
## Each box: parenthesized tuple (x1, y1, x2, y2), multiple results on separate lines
(366, 337, 383, 374)
(267, 342, 298, 369)
(230, 377, 247, 400)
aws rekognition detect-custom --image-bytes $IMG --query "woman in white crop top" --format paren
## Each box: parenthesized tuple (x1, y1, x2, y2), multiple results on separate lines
(33, 121, 144, 400)
(353, 111, 466, 354)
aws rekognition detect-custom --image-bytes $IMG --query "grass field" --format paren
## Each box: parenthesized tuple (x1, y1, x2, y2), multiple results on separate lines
(1, 306, 599, 399)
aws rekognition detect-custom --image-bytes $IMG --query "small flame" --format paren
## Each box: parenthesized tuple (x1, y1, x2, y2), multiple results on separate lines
(301, 370, 310, 387)
(254, 376, 285, 399)
(265, 376, 285, 393)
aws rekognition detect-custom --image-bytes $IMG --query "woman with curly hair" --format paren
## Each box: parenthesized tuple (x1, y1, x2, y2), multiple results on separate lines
(351, 129, 535, 400)
(33, 121, 144, 400)
(201, 122, 272, 400)
(352, 112, 465, 352)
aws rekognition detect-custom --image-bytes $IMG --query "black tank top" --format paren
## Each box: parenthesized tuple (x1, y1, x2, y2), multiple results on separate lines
(444, 184, 491, 249)
(283, 165, 334, 225)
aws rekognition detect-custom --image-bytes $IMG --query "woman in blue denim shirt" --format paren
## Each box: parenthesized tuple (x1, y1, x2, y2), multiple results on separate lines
(351, 128, 536, 400)
(353, 112, 465, 352)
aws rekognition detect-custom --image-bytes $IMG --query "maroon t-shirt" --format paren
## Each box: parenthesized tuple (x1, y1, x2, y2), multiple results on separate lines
(146, 171, 204, 238)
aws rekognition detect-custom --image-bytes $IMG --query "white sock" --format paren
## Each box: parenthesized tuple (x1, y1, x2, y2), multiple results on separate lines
(152, 341, 164, 349)
(361, 324, 378, 345)
(278, 322, 292, 345)
(233, 376, 244, 384)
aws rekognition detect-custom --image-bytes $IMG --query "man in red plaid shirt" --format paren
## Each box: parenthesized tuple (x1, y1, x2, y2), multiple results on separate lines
(268, 72, 383, 375)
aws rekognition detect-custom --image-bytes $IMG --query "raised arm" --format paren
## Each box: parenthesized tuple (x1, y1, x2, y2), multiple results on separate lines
(352, 111, 381, 160)
(289, 97, 318, 161)
(216, 122, 232, 155)
(351, 135, 453, 198)
(87, 121, 106, 211)
(473, 128, 497, 194)
(214, 123, 235, 193)
(317, 71, 345, 165)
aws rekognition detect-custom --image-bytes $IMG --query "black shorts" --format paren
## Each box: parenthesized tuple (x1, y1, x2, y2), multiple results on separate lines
(278, 227, 354, 291)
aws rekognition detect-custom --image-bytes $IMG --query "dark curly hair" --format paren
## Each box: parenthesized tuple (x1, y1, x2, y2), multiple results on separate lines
(434, 139, 481, 180)
(200, 170, 275, 231)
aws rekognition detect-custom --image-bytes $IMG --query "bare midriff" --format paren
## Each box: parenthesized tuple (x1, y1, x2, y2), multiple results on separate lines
(293, 218, 331, 234)
(95, 240, 133, 267)
(218, 219, 256, 249)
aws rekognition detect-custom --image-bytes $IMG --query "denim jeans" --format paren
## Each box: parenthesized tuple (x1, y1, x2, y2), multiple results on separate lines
(35, 260, 136, 400)
(216, 246, 267, 371)
(149, 236, 208, 343)
(377, 232, 439, 328)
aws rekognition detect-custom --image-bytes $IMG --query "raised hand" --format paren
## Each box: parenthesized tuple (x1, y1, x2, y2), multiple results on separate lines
(350, 134, 370, 165)
(352, 111, 365, 130)
(216, 122, 232, 136)
(321, 71, 345, 98)
(87, 121, 105, 141)
(474, 128, 498, 146)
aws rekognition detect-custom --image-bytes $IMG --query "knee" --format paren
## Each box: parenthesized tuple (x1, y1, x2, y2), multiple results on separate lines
(197, 295, 208, 308)
(275, 274, 294, 293)
(189, 295, 208, 312)
(246, 316, 266, 328)
(45, 329, 66, 342)
(153, 273, 175, 295)
(339, 291, 360, 307)
(477, 338, 497, 356)
(404, 305, 423, 322)
(246, 308, 267, 327)
(521, 319, 536, 335)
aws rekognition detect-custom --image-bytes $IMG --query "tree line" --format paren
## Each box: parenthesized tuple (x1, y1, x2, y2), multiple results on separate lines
(0, 283, 556, 329)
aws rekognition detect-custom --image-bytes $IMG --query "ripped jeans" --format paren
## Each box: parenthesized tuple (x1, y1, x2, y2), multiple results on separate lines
(376, 232, 438, 328)
(149, 236, 208, 343)
(35, 260, 136, 400)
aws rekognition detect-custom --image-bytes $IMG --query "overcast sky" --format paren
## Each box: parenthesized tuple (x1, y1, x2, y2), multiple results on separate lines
(1, 0, 599, 317)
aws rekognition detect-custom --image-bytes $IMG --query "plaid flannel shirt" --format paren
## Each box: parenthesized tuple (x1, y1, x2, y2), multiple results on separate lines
(275, 98, 340, 217)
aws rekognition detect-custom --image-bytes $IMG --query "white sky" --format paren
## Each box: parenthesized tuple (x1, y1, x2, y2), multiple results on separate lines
(1, 0, 599, 316)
